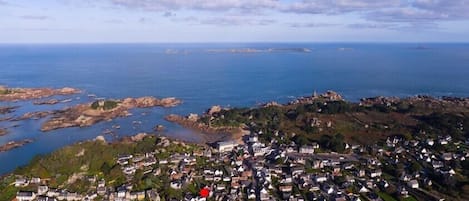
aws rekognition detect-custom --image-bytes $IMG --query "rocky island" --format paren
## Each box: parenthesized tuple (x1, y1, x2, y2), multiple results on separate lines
(13, 111, 54, 121)
(33, 99, 60, 105)
(41, 96, 181, 131)
(0, 128, 8, 136)
(0, 106, 18, 114)
(0, 139, 33, 152)
(0, 86, 81, 102)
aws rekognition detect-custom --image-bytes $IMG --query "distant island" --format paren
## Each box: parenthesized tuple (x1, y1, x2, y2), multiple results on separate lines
(0, 86, 80, 102)
(205, 48, 312, 54)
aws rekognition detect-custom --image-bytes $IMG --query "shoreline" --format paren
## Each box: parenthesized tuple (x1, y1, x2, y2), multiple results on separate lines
(165, 114, 247, 143)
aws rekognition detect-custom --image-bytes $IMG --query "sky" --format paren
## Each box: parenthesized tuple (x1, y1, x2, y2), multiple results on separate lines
(1, 0, 469, 43)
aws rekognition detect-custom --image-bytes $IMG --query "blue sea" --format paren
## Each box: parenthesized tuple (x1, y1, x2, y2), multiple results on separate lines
(1, 43, 469, 175)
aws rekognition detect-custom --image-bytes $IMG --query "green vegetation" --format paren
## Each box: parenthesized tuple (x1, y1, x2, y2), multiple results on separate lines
(0, 88, 13, 95)
(378, 192, 398, 201)
(91, 100, 120, 110)
(0, 135, 206, 200)
(401, 196, 418, 201)
(197, 97, 469, 146)
(0, 175, 17, 201)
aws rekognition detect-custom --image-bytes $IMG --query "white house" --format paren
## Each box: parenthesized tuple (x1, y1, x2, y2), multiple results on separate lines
(368, 169, 382, 178)
(37, 185, 49, 195)
(16, 191, 36, 201)
(315, 175, 328, 183)
(407, 180, 419, 189)
(299, 146, 315, 154)
(217, 141, 238, 152)
(170, 181, 182, 189)
(15, 178, 29, 187)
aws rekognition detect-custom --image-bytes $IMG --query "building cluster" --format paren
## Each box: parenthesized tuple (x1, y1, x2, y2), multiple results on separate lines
(13, 130, 468, 201)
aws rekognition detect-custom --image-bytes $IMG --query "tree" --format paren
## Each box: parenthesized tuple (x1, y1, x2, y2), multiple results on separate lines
(409, 161, 422, 173)
(100, 162, 112, 174)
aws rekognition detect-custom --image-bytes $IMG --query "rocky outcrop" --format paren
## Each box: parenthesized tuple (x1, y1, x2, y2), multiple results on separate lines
(0, 87, 81, 102)
(0, 106, 19, 114)
(262, 101, 282, 108)
(121, 97, 181, 108)
(207, 105, 222, 115)
(0, 139, 33, 152)
(154, 125, 165, 132)
(0, 128, 8, 136)
(41, 96, 182, 132)
(289, 90, 343, 105)
(14, 111, 53, 121)
(165, 114, 241, 135)
(33, 99, 60, 105)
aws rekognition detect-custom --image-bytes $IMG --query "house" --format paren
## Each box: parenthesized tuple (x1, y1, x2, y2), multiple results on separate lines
(426, 139, 435, 146)
(170, 181, 182, 189)
(399, 186, 409, 197)
(248, 136, 259, 143)
(312, 160, 323, 169)
(146, 189, 161, 201)
(259, 188, 271, 200)
(432, 160, 444, 169)
(38, 185, 49, 195)
(97, 186, 107, 196)
(46, 189, 59, 198)
(97, 179, 106, 188)
(15, 178, 29, 187)
(247, 188, 256, 199)
(291, 166, 305, 176)
(315, 174, 328, 183)
(36, 196, 57, 201)
(357, 169, 365, 177)
(117, 154, 133, 161)
(117, 186, 128, 198)
(311, 142, 320, 149)
(16, 191, 36, 201)
(129, 191, 145, 200)
(407, 180, 419, 189)
(322, 184, 335, 194)
(442, 153, 453, 161)
(368, 169, 382, 178)
(299, 146, 315, 154)
(30, 177, 41, 184)
(358, 185, 370, 193)
(66, 192, 80, 201)
(218, 141, 238, 152)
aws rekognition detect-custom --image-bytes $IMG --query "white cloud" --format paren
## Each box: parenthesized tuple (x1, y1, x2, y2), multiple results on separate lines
(108, 0, 279, 12)
(20, 15, 50, 20)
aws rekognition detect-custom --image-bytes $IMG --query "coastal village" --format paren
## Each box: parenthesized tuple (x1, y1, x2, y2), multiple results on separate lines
(8, 127, 469, 201)
(2, 88, 469, 201)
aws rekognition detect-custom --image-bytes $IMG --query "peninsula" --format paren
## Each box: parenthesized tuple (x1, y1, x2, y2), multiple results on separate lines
(167, 91, 469, 145)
